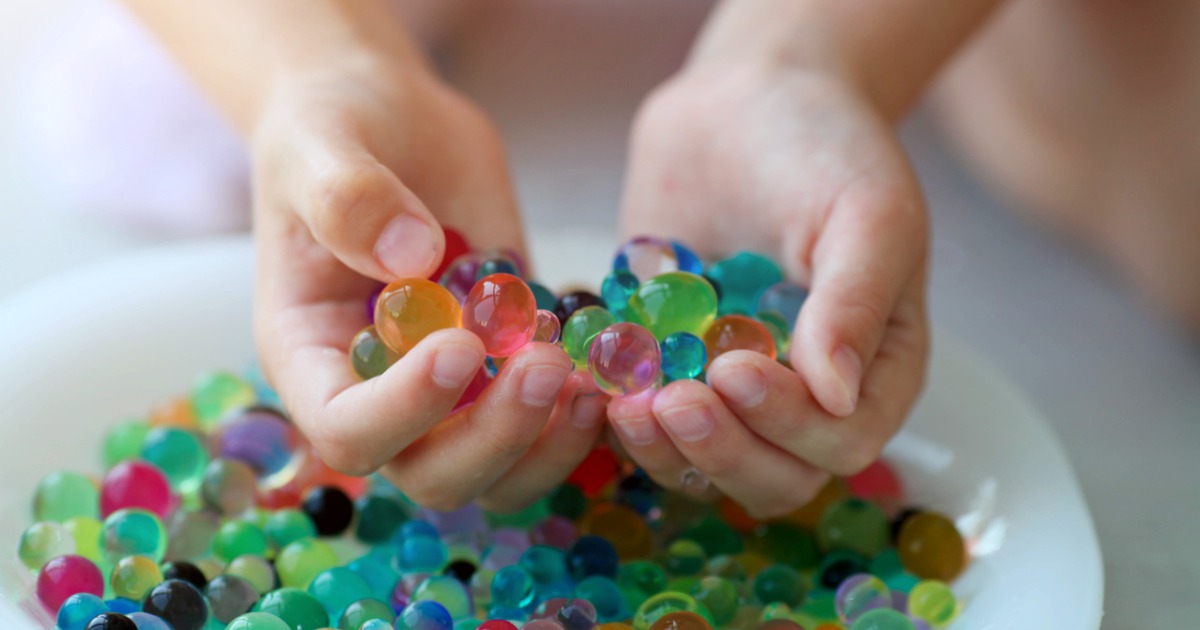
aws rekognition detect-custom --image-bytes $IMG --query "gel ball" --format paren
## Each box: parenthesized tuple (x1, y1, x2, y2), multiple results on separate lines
(206, 575, 263, 623)
(533, 309, 562, 344)
(600, 270, 640, 320)
(102, 508, 168, 564)
(434, 226, 472, 281)
(140, 426, 209, 491)
(56, 593, 107, 630)
(818, 498, 891, 558)
(34, 470, 99, 522)
(339, 598, 396, 628)
(755, 282, 808, 327)
(375, 277, 463, 356)
(626, 272, 718, 341)
(110, 555, 163, 600)
(17, 521, 75, 570)
(226, 612, 293, 630)
(302, 485, 355, 537)
(702, 315, 777, 363)
(906, 580, 957, 626)
(191, 370, 258, 429)
(252, 587, 329, 630)
(37, 554, 104, 611)
(201, 458, 259, 516)
(659, 332, 706, 382)
(613, 236, 701, 283)
(277, 538, 340, 589)
(397, 600, 455, 630)
(102, 420, 152, 470)
(554, 291, 607, 327)
(562, 306, 618, 369)
(849, 608, 917, 630)
(463, 273, 538, 357)
(705, 252, 782, 316)
(587, 323, 662, 396)
(350, 325, 401, 380)
(215, 407, 300, 481)
(896, 513, 967, 581)
(835, 574, 891, 623)
(85, 613, 139, 630)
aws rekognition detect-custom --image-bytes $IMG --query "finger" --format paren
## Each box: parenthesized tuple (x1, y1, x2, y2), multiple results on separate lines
(606, 389, 692, 491)
(477, 372, 610, 511)
(650, 380, 828, 519)
(785, 183, 927, 417)
(380, 342, 574, 511)
(706, 281, 927, 476)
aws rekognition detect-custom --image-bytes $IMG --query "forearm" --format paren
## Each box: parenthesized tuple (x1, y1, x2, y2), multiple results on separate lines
(691, 0, 1006, 121)
(121, 0, 429, 134)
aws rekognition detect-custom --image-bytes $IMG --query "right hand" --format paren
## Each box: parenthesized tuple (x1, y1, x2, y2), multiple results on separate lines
(250, 55, 608, 512)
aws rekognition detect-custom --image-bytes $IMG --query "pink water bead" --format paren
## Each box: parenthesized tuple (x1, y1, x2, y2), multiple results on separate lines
(533, 309, 562, 344)
(37, 554, 103, 611)
(587, 323, 662, 396)
(463, 273, 538, 357)
(100, 460, 172, 519)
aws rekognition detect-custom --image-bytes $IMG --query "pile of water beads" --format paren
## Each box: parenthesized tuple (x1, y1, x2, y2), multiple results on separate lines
(352, 231, 811, 395)
(17, 364, 969, 630)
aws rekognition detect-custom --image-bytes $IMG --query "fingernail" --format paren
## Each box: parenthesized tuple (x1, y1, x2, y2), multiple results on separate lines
(432, 344, 483, 389)
(570, 393, 607, 429)
(613, 415, 659, 446)
(831, 344, 862, 415)
(375, 214, 438, 276)
(520, 364, 571, 407)
(658, 404, 715, 442)
(715, 363, 768, 408)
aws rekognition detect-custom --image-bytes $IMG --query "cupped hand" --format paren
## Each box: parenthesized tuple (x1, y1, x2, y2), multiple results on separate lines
(612, 63, 929, 517)
(251, 57, 607, 512)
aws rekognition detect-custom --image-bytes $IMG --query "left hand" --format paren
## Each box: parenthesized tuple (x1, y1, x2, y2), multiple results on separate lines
(611, 61, 930, 518)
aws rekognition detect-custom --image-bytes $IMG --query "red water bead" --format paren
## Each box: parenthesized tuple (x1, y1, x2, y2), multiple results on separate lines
(718, 496, 762, 534)
(37, 555, 103, 611)
(479, 621, 519, 630)
(453, 368, 493, 412)
(847, 459, 905, 513)
(703, 315, 777, 363)
(100, 460, 173, 518)
(567, 445, 619, 497)
(463, 273, 538, 357)
(434, 226, 471, 281)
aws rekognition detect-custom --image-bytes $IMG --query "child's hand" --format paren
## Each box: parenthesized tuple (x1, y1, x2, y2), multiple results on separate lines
(251, 58, 607, 512)
(611, 63, 929, 517)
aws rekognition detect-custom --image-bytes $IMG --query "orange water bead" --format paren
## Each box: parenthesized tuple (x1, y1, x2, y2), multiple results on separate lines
(149, 397, 198, 429)
(463, 273, 538, 357)
(649, 611, 713, 630)
(783, 476, 849, 529)
(375, 278, 462, 355)
(702, 315, 776, 363)
(598, 624, 634, 630)
(581, 504, 653, 560)
(718, 497, 761, 534)
(896, 512, 967, 581)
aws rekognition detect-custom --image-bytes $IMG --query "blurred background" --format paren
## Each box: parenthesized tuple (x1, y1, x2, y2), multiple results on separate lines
(1, 1, 1197, 626)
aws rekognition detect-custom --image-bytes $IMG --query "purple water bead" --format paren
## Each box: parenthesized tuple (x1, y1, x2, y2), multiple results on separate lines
(214, 408, 299, 481)
(835, 573, 891, 623)
(587, 323, 661, 396)
(556, 599, 597, 630)
(531, 517, 577, 550)
(491, 528, 531, 554)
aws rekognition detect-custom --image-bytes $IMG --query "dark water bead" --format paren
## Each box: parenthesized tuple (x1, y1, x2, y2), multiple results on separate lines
(554, 291, 607, 326)
(302, 486, 355, 537)
(557, 598, 598, 630)
(819, 558, 865, 590)
(701, 274, 723, 302)
(566, 536, 619, 580)
(615, 470, 660, 516)
(355, 494, 408, 544)
(86, 613, 138, 630)
(890, 507, 923, 542)
(142, 579, 209, 630)
(548, 484, 587, 520)
(443, 559, 477, 583)
(205, 574, 261, 623)
(678, 516, 743, 558)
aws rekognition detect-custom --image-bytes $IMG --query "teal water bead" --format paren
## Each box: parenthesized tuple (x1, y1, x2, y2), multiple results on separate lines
(398, 535, 449, 573)
(18, 521, 75, 570)
(364, 620, 397, 630)
(103, 420, 151, 469)
(228, 554, 279, 594)
(102, 508, 168, 564)
(868, 549, 904, 580)
(308, 567, 373, 620)
(192, 371, 257, 429)
(520, 545, 569, 585)
(818, 499, 890, 558)
(626, 272, 718, 340)
(453, 619, 482, 630)
(254, 587, 329, 630)
(34, 471, 99, 522)
(849, 608, 917, 630)
(349, 554, 401, 601)
(213, 520, 269, 561)
(277, 538, 340, 589)
(664, 540, 706, 577)
(574, 576, 625, 622)
(227, 612, 292, 630)
(753, 564, 806, 607)
(755, 282, 808, 327)
(338, 598, 395, 629)
(631, 592, 713, 630)
(562, 306, 618, 369)
(528, 282, 558, 312)
(706, 252, 782, 315)
(141, 427, 209, 492)
(266, 509, 317, 549)
(491, 565, 536, 608)
(414, 575, 472, 619)
(355, 494, 408, 545)
(202, 459, 259, 516)
(601, 270, 640, 320)
(57, 592, 108, 630)
(659, 332, 706, 382)
(689, 576, 739, 626)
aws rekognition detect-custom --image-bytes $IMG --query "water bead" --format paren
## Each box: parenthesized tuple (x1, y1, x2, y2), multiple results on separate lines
(895, 513, 966, 582)
(164, 509, 219, 563)
(659, 333, 706, 382)
(557, 598, 598, 630)
(104, 597, 140, 616)
(18, 521, 75, 570)
(748, 523, 820, 570)
(400, 520, 440, 540)
(36, 554, 103, 612)
(86, 613, 140, 630)
(688, 577, 738, 627)
(57, 593, 108, 630)
(102, 508, 168, 564)
(413, 575, 472, 619)
(354, 494, 408, 545)
(835, 574, 891, 623)
(142, 579, 210, 630)
(350, 326, 402, 380)
(580, 505, 651, 561)
(562, 306, 618, 369)
(433, 227, 472, 281)
(705, 253, 782, 316)
(491, 565, 536, 608)
(480, 621, 519, 630)
(213, 519, 269, 561)
(566, 536, 620, 580)
(553, 291, 606, 328)
(278, 538, 340, 589)
(547, 483, 586, 519)
(632, 592, 711, 630)
(207, 575, 262, 623)
(225, 612, 293, 630)
(375, 278, 463, 356)
(463, 273, 538, 357)
(34, 471, 100, 523)
(198, 458, 257, 516)
(662, 540, 705, 577)
(532, 516, 576, 550)
(477, 255, 522, 280)
(398, 534, 449, 573)
(587, 323, 662, 396)
(752, 564, 805, 607)
(755, 622, 805, 630)
(755, 282, 808, 327)
(127, 612, 175, 630)
(338, 598, 396, 629)
(103, 420, 151, 469)
(254, 587, 329, 630)
(848, 608, 916, 630)
(215, 408, 300, 483)
(163, 561, 210, 590)
(110, 555, 163, 600)
(753, 313, 791, 359)
(534, 309, 563, 344)
(307, 567, 373, 621)
(141, 427, 209, 491)
(228, 554, 278, 594)
(626, 272, 718, 341)
(303, 485, 355, 537)
(613, 237, 700, 283)
(906, 580, 957, 626)
(702, 315, 777, 363)
(397, 600, 455, 630)
(573, 576, 625, 622)
(818, 499, 890, 558)
(618, 561, 667, 598)
(528, 282, 559, 312)
(847, 460, 906, 512)
(600, 271, 640, 320)
(191, 371, 258, 429)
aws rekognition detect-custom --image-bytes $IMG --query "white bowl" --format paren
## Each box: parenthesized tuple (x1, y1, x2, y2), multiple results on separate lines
(0, 237, 1103, 628)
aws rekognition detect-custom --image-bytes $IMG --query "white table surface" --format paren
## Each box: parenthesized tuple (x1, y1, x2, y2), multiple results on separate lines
(1, 3, 1197, 628)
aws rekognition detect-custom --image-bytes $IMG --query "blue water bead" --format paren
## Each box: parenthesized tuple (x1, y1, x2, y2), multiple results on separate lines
(57, 593, 107, 630)
(600, 271, 640, 321)
(573, 576, 625, 622)
(398, 520, 439, 541)
(565, 536, 619, 580)
(398, 536, 449, 573)
(670, 242, 704, 276)
(106, 598, 141, 615)
(527, 282, 558, 313)
(308, 567, 374, 621)
(756, 282, 808, 327)
(127, 612, 174, 630)
(491, 565, 535, 609)
(659, 332, 707, 382)
(395, 600, 454, 630)
(706, 252, 783, 315)
(520, 546, 569, 585)
(350, 555, 402, 601)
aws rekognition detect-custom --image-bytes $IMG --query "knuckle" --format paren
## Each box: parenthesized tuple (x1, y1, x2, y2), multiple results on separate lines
(304, 162, 387, 240)
(827, 437, 882, 477)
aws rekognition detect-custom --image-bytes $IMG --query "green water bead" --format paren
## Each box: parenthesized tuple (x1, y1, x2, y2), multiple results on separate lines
(548, 484, 587, 520)
(678, 516, 743, 557)
(141, 427, 209, 491)
(753, 564, 806, 607)
(664, 539, 707, 577)
(228, 554, 279, 594)
(632, 592, 713, 630)
(562, 306, 618, 369)
(350, 325, 401, 380)
(413, 575, 472, 619)
(528, 282, 558, 312)
(749, 523, 820, 570)
(266, 509, 317, 549)
(254, 587, 330, 630)
(101, 508, 167, 564)
(33, 471, 99, 522)
(884, 571, 921, 594)
(706, 252, 782, 316)
(213, 520, 269, 562)
(488, 497, 550, 529)
(760, 602, 793, 621)
(192, 371, 257, 429)
(17, 521, 75, 570)
(818, 499, 890, 558)
(227, 612, 292, 630)
(704, 555, 747, 583)
(308, 567, 373, 621)
(799, 591, 837, 623)
(338, 598, 396, 630)
(689, 576, 739, 626)
(666, 576, 700, 594)
(849, 608, 917, 630)
(110, 554, 163, 600)
(618, 561, 667, 597)
(102, 419, 150, 469)
(868, 549, 904, 579)
(626, 272, 718, 340)
(907, 580, 957, 626)
(63, 517, 103, 564)
(354, 495, 408, 545)
(277, 538, 340, 589)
